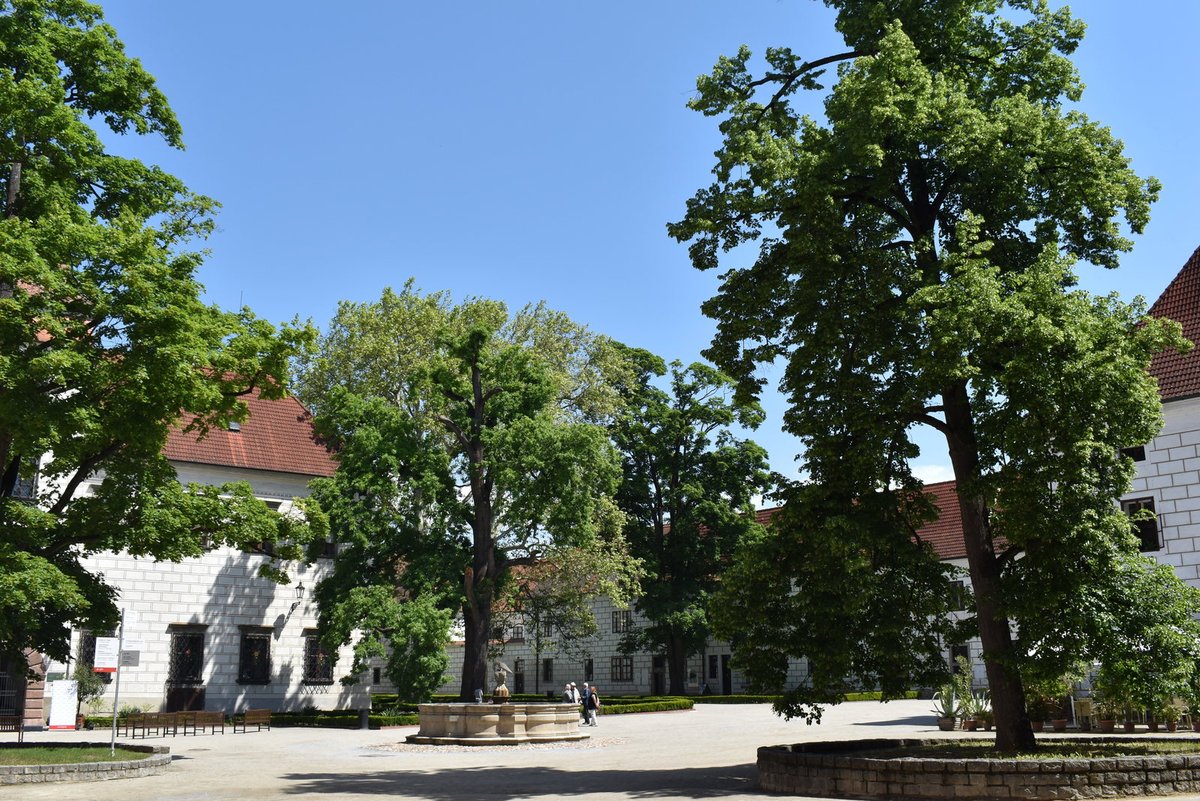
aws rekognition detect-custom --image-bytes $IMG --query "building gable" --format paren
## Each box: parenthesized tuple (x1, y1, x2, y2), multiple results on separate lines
(163, 388, 336, 478)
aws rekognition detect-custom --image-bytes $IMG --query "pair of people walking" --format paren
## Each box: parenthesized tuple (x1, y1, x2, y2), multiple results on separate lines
(562, 681, 601, 726)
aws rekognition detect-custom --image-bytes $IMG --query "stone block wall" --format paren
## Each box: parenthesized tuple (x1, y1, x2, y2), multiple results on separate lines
(757, 739, 1200, 799)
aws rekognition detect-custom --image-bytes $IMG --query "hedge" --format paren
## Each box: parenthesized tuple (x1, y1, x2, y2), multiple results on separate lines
(692, 690, 919, 704)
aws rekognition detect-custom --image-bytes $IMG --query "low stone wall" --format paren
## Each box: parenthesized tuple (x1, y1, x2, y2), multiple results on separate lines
(757, 738, 1200, 799)
(408, 702, 588, 745)
(0, 742, 171, 785)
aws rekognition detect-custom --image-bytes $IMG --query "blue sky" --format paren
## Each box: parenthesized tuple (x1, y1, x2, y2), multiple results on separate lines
(97, 1, 1200, 485)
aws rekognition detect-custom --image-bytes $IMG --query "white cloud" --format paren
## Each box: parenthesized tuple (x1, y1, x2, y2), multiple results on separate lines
(911, 464, 955, 486)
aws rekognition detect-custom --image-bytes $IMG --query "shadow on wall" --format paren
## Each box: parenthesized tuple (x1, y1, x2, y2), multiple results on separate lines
(190, 549, 364, 713)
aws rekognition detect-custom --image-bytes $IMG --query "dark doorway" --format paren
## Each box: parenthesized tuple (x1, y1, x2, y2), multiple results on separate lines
(165, 686, 205, 712)
(651, 655, 666, 695)
(0, 654, 23, 716)
(514, 659, 525, 695)
(721, 654, 733, 695)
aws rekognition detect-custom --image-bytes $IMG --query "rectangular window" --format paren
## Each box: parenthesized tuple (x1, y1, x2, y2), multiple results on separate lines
(542, 658, 554, 683)
(1122, 497, 1161, 552)
(303, 631, 334, 685)
(510, 625, 524, 642)
(11, 461, 37, 501)
(708, 654, 718, 680)
(372, 667, 381, 684)
(542, 621, 553, 638)
(238, 628, 272, 684)
(950, 644, 970, 672)
(585, 658, 594, 683)
(611, 610, 632, 634)
(1121, 445, 1147, 462)
(949, 580, 970, 612)
(168, 627, 205, 685)
(611, 656, 633, 682)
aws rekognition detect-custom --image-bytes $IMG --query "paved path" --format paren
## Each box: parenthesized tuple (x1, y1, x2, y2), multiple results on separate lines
(2, 699, 1169, 801)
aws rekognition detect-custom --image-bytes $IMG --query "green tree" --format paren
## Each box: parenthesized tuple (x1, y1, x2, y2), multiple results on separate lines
(611, 346, 771, 694)
(0, 0, 318, 667)
(298, 285, 635, 700)
(671, 0, 1192, 752)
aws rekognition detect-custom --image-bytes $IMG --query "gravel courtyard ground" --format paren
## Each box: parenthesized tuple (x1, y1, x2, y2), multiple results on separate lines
(10, 699, 1199, 801)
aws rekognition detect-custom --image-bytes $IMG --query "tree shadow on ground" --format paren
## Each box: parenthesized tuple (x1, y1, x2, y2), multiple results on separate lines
(282, 764, 760, 799)
(855, 715, 934, 727)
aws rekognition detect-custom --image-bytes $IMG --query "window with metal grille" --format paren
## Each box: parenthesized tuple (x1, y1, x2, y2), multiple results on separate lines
(611, 656, 633, 682)
(611, 610, 632, 633)
(238, 628, 272, 684)
(11, 467, 37, 501)
(303, 631, 334, 684)
(168, 627, 205, 685)
(1121, 497, 1161, 552)
(510, 625, 524, 642)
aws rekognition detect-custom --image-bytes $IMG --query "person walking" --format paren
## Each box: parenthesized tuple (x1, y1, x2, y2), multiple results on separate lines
(584, 684, 601, 726)
(561, 683, 573, 702)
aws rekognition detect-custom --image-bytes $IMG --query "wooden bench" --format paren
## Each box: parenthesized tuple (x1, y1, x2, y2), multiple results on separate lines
(0, 714, 23, 743)
(233, 708, 271, 732)
(183, 710, 226, 735)
(130, 711, 177, 738)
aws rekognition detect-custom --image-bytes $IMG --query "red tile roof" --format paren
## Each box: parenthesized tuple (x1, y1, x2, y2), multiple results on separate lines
(757, 479, 966, 561)
(912, 480, 965, 560)
(1148, 245, 1200, 402)
(163, 388, 337, 478)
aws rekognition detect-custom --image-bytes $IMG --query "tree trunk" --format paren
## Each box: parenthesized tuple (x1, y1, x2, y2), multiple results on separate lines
(459, 587, 492, 701)
(943, 381, 1036, 753)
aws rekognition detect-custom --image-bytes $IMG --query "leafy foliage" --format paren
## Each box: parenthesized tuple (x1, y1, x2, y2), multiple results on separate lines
(0, 0, 317, 664)
(299, 285, 635, 699)
(611, 345, 771, 693)
(673, 0, 1191, 751)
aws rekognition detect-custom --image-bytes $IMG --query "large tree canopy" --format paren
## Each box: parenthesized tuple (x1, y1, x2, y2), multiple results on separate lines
(673, 0, 1195, 752)
(611, 345, 772, 694)
(0, 0, 318, 665)
(298, 285, 638, 700)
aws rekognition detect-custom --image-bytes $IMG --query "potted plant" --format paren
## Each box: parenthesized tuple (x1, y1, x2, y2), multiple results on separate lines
(72, 661, 107, 730)
(931, 684, 959, 731)
(1159, 700, 1181, 732)
(971, 691, 992, 731)
(1025, 694, 1049, 732)
(959, 693, 979, 731)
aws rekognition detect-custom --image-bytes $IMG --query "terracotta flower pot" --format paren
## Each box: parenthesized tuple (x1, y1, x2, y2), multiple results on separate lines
(1166, 721, 1178, 732)
(963, 719, 978, 731)
(1051, 719, 1068, 732)
(1098, 719, 1116, 733)
(1030, 720, 1045, 732)
(937, 716, 956, 731)
(1123, 721, 1137, 733)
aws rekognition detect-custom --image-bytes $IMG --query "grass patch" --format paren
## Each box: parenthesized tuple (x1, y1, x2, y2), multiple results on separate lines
(0, 746, 152, 766)
(852, 740, 1200, 760)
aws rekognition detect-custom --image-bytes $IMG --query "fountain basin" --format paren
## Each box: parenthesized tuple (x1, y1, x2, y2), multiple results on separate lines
(406, 702, 589, 745)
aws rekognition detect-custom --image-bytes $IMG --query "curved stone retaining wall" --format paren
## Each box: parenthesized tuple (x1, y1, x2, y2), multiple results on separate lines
(758, 738, 1200, 799)
(409, 702, 587, 745)
(0, 742, 170, 785)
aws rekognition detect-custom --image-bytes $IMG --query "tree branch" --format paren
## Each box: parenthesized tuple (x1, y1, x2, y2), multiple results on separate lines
(49, 441, 124, 514)
(751, 50, 864, 116)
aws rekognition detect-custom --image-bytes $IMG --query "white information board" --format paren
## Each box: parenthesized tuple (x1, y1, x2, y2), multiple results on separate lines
(48, 680, 78, 730)
(93, 637, 119, 673)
